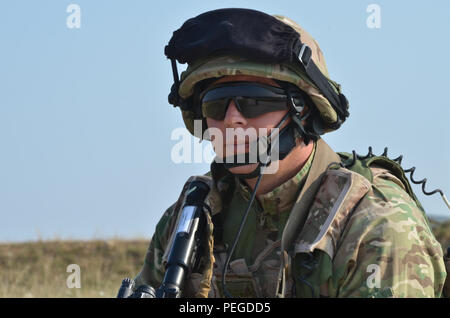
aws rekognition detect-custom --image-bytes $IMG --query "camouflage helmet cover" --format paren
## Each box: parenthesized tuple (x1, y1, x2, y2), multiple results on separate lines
(171, 12, 348, 137)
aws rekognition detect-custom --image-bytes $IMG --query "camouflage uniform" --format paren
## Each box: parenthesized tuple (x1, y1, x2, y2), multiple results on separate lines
(134, 138, 446, 297)
(133, 11, 447, 297)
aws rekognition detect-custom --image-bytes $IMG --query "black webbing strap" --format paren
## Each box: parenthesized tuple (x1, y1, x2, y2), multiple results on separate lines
(296, 44, 349, 123)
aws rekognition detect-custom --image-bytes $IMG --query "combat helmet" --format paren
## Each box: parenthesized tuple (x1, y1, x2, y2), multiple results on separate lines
(164, 8, 349, 142)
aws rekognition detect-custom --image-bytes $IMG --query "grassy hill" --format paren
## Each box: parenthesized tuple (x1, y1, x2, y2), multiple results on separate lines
(0, 239, 149, 298)
(0, 218, 449, 298)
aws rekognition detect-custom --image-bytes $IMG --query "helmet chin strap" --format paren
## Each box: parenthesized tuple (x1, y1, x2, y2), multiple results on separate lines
(218, 111, 296, 179)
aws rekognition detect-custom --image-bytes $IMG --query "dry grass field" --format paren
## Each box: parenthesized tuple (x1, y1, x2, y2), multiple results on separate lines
(0, 218, 449, 298)
(0, 239, 150, 298)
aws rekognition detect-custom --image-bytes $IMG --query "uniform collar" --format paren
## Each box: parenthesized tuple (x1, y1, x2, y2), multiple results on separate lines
(236, 142, 316, 217)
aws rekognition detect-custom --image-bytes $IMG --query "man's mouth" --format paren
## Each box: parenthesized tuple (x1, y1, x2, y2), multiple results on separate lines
(226, 143, 249, 151)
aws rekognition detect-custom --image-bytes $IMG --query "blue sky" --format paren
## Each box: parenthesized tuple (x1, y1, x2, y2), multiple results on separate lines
(0, 1, 449, 242)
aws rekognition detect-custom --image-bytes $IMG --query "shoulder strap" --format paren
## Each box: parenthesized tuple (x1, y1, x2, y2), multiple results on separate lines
(281, 139, 341, 257)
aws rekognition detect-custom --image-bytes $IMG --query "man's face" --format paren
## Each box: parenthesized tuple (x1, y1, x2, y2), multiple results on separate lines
(204, 75, 291, 175)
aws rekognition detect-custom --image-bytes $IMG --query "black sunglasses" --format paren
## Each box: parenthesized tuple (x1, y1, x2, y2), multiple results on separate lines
(200, 82, 294, 120)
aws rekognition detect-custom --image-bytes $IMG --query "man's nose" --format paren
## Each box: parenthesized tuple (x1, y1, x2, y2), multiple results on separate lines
(224, 99, 247, 128)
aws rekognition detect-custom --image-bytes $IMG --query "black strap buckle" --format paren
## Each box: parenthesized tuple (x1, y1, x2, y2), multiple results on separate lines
(298, 44, 312, 69)
(290, 96, 305, 114)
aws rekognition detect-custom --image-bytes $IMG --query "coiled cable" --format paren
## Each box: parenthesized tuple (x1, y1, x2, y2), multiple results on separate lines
(342, 147, 450, 210)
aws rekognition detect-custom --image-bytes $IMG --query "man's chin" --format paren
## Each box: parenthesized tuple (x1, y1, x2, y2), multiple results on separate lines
(228, 163, 259, 176)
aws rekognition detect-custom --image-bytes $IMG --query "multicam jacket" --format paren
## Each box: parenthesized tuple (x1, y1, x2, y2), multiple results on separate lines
(134, 138, 447, 298)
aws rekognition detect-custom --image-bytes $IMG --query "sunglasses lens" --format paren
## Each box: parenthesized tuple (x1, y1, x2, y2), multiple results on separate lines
(237, 98, 288, 118)
(202, 99, 228, 120)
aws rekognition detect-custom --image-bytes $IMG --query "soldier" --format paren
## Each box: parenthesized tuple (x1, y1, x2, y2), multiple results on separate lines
(133, 8, 447, 297)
